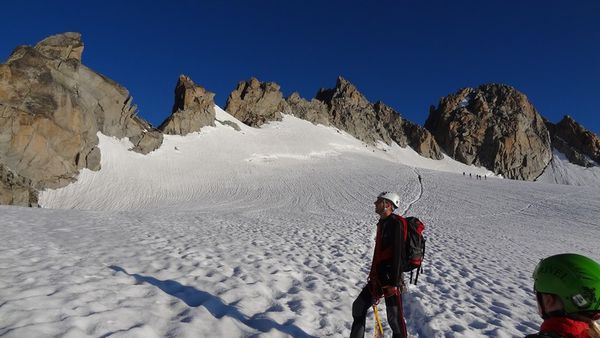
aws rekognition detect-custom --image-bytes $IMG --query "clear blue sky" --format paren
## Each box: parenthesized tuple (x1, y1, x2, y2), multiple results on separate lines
(2, 1, 599, 134)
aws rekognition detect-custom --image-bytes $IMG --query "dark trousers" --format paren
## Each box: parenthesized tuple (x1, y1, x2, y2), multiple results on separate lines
(350, 283, 407, 338)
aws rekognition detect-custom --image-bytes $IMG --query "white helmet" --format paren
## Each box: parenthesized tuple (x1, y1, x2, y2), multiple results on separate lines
(377, 191, 400, 209)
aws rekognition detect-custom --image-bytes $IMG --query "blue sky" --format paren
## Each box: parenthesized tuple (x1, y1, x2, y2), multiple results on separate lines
(1, 1, 599, 134)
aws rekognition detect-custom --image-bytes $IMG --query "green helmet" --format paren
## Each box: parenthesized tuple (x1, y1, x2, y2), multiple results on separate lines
(533, 253, 600, 315)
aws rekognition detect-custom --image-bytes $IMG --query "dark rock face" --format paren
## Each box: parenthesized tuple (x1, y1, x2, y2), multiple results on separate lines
(373, 102, 441, 160)
(159, 75, 216, 135)
(315, 77, 382, 145)
(224, 76, 442, 159)
(0, 32, 163, 206)
(0, 163, 38, 207)
(285, 92, 329, 126)
(545, 116, 600, 167)
(425, 84, 552, 180)
(224, 78, 287, 127)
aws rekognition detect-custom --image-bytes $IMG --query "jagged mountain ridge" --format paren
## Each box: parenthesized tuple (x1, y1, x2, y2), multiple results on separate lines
(0, 32, 598, 207)
(224, 76, 443, 160)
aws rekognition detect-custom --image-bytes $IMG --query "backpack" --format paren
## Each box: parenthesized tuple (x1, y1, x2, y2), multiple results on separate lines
(394, 215, 426, 284)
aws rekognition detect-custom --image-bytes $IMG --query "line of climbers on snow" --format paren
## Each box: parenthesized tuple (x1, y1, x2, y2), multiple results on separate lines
(463, 172, 487, 180)
(350, 189, 600, 338)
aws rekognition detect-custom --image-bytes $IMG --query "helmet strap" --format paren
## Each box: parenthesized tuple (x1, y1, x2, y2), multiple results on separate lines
(569, 312, 600, 323)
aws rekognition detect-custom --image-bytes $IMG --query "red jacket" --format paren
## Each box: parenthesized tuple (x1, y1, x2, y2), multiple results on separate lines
(368, 214, 405, 287)
(526, 317, 591, 338)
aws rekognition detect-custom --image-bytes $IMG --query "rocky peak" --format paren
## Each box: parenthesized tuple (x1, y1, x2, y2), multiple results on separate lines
(313, 76, 380, 144)
(426, 84, 552, 180)
(34, 32, 84, 62)
(158, 75, 216, 135)
(0, 32, 163, 206)
(172, 75, 215, 112)
(224, 77, 287, 127)
(315, 76, 370, 110)
(545, 115, 600, 167)
(556, 116, 599, 153)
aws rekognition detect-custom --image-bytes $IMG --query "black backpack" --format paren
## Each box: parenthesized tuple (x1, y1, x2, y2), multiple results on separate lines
(394, 215, 426, 284)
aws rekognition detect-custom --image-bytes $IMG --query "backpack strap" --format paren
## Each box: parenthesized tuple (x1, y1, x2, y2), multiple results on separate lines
(390, 214, 407, 287)
(392, 214, 408, 241)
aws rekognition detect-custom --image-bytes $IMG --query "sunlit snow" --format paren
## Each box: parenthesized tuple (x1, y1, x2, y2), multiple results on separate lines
(1, 107, 599, 337)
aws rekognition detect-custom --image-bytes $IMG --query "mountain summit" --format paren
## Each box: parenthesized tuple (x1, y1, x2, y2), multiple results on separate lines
(158, 75, 216, 135)
(0, 32, 162, 205)
(426, 84, 553, 180)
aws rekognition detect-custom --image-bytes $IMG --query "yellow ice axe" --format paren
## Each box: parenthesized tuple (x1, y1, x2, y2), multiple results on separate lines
(373, 304, 384, 338)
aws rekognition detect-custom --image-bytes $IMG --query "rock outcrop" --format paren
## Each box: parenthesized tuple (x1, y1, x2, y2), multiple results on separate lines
(34, 32, 84, 62)
(0, 163, 38, 207)
(0, 32, 163, 206)
(315, 77, 387, 145)
(285, 92, 329, 126)
(158, 75, 216, 135)
(545, 115, 600, 167)
(373, 102, 441, 159)
(425, 84, 552, 180)
(224, 78, 287, 127)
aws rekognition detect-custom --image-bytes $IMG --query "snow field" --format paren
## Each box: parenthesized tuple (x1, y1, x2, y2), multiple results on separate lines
(1, 107, 599, 337)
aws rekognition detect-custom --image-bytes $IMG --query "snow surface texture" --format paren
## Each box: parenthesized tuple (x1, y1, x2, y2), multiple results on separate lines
(1, 107, 599, 337)
(536, 149, 600, 188)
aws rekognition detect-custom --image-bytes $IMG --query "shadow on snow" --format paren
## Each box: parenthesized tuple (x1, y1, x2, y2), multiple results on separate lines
(109, 265, 316, 337)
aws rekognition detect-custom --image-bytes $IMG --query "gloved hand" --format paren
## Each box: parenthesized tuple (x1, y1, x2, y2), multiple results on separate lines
(368, 280, 383, 304)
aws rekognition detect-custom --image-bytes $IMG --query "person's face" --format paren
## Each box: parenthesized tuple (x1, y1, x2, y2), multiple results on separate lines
(374, 198, 387, 214)
(537, 293, 564, 317)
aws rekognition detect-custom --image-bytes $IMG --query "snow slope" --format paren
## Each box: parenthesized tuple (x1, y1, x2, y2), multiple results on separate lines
(39, 107, 494, 210)
(536, 149, 600, 188)
(1, 107, 599, 337)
